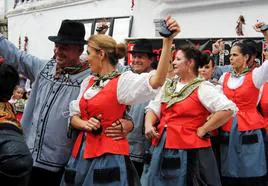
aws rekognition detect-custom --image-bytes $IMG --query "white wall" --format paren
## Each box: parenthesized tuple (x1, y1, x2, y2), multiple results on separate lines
(5, 0, 268, 59)
(0, 0, 5, 18)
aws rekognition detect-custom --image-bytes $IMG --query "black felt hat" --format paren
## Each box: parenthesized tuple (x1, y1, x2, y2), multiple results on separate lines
(48, 19, 87, 45)
(128, 39, 157, 56)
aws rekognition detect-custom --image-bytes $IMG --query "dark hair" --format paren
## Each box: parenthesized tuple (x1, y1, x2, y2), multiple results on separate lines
(0, 63, 19, 100)
(201, 52, 215, 68)
(179, 47, 209, 75)
(151, 59, 158, 70)
(231, 39, 258, 64)
(241, 39, 258, 56)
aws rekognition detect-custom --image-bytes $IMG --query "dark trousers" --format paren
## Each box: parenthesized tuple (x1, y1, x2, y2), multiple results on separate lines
(131, 160, 144, 178)
(29, 167, 64, 186)
(186, 148, 222, 186)
(0, 173, 31, 186)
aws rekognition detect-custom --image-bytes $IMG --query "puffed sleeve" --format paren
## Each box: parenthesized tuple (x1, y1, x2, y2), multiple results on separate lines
(218, 72, 227, 85)
(253, 60, 268, 89)
(145, 87, 163, 119)
(69, 75, 92, 117)
(198, 81, 238, 115)
(117, 70, 160, 105)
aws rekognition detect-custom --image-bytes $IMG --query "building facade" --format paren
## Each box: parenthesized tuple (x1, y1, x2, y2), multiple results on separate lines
(4, 0, 268, 58)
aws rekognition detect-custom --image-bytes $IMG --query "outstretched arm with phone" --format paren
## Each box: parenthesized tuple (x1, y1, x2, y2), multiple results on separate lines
(254, 21, 268, 42)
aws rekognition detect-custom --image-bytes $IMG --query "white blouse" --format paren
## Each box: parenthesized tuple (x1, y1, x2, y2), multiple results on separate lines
(146, 80, 238, 119)
(218, 60, 268, 103)
(69, 70, 160, 116)
(218, 60, 268, 89)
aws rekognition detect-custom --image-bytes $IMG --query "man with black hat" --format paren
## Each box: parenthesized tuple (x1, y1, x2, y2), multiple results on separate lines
(127, 39, 158, 177)
(129, 39, 157, 74)
(0, 19, 133, 186)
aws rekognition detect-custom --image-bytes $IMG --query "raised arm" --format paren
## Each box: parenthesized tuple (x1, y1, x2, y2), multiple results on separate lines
(0, 34, 47, 82)
(149, 16, 181, 89)
(253, 21, 268, 42)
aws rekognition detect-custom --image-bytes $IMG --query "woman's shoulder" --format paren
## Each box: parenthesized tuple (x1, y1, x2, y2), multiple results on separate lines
(199, 80, 222, 93)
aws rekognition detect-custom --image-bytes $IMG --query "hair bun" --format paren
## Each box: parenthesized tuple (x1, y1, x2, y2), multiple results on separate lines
(115, 43, 127, 59)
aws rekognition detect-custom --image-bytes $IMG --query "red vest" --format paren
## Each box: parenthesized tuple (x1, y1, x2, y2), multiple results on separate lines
(222, 72, 265, 132)
(72, 77, 128, 158)
(260, 83, 268, 123)
(152, 89, 211, 149)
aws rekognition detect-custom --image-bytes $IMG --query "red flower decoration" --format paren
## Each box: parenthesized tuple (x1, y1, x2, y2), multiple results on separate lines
(24, 36, 28, 52)
(131, 0, 135, 10)
(18, 36, 21, 50)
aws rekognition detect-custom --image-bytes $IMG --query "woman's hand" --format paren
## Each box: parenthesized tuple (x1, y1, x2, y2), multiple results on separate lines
(105, 118, 134, 140)
(212, 39, 224, 55)
(145, 124, 159, 140)
(165, 16, 181, 39)
(149, 16, 181, 89)
(83, 115, 101, 132)
(253, 21, 265, 32)
(197, 110, 234, 139)
(196, 126, 207, 139)
(253, 21, 268, 40)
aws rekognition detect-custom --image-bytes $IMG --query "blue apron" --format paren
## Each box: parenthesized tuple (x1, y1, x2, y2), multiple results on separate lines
(60, 136, 140, 186)
(141, 131, 187, 186)
(141, 130, 221, 186)
(220, 116, 267, 177)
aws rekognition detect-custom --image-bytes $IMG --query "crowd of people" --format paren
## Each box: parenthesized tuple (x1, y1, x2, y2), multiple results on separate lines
(0, 16, 268, 186)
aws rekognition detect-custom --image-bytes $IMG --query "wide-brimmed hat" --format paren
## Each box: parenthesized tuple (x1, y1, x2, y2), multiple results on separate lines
(48, 20, 87, 45)
(128, 39, 157, 57)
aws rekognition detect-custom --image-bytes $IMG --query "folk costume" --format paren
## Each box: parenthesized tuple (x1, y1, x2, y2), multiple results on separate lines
(61, 70, 159, 186)
(141, 77, 237, 186)
(127, 39, 157, 177)
(219, 62, 268, 186)
(9, 98, 27, 121)
(0, 21, 90, 175)
(0, 20, 92, 186)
